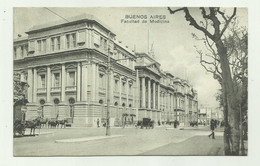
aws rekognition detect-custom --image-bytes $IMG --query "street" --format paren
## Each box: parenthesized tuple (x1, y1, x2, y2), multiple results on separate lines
(13, 125, 226, 156)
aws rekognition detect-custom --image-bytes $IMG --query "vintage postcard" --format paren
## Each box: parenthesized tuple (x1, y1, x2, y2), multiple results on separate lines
(12, 7, 248, 157)
(1, 0, 259, 165)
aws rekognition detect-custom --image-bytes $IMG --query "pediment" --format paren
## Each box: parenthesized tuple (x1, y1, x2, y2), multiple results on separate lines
(147, 63, 161, 75)
(66, 63, 77, 69)
(50, 65, 61, 71)
(37, 67, 47, 73)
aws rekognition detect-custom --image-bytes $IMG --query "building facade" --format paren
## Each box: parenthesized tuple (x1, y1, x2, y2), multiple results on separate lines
(13, 14, 198, 127)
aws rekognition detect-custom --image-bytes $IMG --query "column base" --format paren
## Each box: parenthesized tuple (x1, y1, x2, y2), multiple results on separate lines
(25, 103, 39, 120)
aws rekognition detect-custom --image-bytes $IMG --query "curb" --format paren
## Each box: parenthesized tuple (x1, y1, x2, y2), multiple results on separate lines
(55, 135, 124, 143)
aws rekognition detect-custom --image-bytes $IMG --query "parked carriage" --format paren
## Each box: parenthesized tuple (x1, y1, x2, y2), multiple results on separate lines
(13, 117, 41, 136)
(135, 118, 154, 129)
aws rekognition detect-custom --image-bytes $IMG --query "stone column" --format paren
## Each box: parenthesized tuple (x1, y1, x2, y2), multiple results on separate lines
(141, 77, 145, 108)
(153, 81, 156, 109)
(82, 62, 88, 101)
(135, 70, 139, 120)
(33, 68, 37, 103)
(91, 62, 96, 102)
(27, 68, 33, 102)
(169, 94, 172, 112)
(46, 66, 51, 102)
(126, 79, 129, 107)
(77, 62, 81, 101)
(95, 64, 99, 101)
(110, 70, 114, 104)
(119, 76, 122, 105)
(168, 93, 171, 112)
(148, 78, 151, 109)
(157, 84, 160, 111)
(61, 64, 66, 102)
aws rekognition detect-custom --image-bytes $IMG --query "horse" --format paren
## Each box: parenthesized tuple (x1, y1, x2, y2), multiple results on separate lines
(39, 117, 48, 128)
(48, 119, 58, 128)
(25, 117, 41, 135)
(56, 119, 68, 128)
(135, 120, 143, 129)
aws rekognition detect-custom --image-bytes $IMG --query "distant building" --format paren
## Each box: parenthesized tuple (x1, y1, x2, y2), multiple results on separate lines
(13, 14, 198, 127)
(198, 106, 223, 125)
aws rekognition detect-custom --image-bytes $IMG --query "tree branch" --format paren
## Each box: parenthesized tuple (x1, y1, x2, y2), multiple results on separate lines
(168, 7, 214, 39)
(219, 8, 237, 38)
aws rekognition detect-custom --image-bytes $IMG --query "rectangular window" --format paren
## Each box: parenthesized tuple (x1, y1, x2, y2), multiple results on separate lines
(72, 33, 76, 47)
(40, 74, 46, 88)
(100, 37, 103, 48)
(56, 37, 60, 50)
(51, 37, 55, 51)
(122, 82, 126, 93)
(42, 39, 46, 52)
(129, 85, 132, 95)
(99, 74, 104, 88)
(115, 80, 118, 92)
(21, 46, 24, 58)
(37, 40, 41, 52)
(104, 39, 107, 50)
(24, 45, 28, 56)
(54, 73, 60, 87)
(66, 34, 70, 48)
(14, 47, 17, 59)
(68, 72, 75, 86)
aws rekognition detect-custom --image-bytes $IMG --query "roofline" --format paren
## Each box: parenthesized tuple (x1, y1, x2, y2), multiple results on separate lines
(26, 18, 116, 37)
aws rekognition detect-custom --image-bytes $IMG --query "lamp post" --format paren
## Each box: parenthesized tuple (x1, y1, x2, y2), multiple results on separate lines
(106, 32, 111, 136)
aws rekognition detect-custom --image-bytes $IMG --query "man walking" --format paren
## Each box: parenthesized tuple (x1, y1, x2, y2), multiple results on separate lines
(208, 119, 215, 139)
(97, 118, 100, 128)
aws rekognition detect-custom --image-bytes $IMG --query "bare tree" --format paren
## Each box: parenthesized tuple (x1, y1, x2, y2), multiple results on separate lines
(168, 7, 247, 155)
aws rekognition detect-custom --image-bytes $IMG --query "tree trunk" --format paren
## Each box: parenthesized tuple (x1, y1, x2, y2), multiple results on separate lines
(222, 84, 231, 155)
(216, 40, 240, 155)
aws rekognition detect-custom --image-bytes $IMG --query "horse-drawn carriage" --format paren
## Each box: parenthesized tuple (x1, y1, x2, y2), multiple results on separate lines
(13, 117, 41, 136)
(135, 118, 154, 129)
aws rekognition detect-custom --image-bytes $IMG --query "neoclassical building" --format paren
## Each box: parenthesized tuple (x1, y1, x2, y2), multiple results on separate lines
(13, 14, 198, 127)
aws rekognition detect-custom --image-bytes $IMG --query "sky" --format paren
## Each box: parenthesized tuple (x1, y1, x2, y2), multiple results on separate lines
(13, 7, 248, 109)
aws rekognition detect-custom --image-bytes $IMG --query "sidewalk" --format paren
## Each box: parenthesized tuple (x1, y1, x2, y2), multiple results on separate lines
(141, 135, 224, 156)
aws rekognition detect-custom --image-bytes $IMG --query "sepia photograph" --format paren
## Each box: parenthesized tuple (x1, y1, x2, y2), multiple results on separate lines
(12, 7, 249, 157)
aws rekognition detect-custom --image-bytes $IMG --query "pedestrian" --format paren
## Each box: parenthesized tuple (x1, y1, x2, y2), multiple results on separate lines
(208, 119, 215, 139)
(97, 118, 100, 128)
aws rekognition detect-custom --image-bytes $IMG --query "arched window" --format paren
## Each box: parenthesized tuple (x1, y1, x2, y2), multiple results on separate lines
(129, 104, 132, 108)
(122, 103, 125, 107)
(54, 98, 60, 105)
(69, 98, 75, 105)
(99, 99, 103, 104)
(54, 98, 60, 118)
(40, 99, 45, 105)
(114, 102, 118, 106)
(68, 98, 75, 119)
(39, 99, 45, 117)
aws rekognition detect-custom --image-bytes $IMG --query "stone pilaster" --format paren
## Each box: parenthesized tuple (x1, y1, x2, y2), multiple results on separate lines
(61, 64, 66, 102)
(157, 84, 160, 111)
(153, 81, 156, 109)
(148, 79, 151, 109)
(91, 62, 96, 102)
(76, 62, 81, 101)
(82, 62, 88, 102)
(33, 68, 37, 103)
(27, 68, 33, 102)
(141, 77, 145, 108)
(46, 66, 51, 102)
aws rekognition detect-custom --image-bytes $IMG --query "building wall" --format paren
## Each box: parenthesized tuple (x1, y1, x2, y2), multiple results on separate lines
(13, 15, 198, 127)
